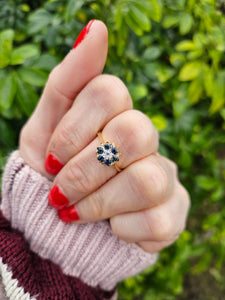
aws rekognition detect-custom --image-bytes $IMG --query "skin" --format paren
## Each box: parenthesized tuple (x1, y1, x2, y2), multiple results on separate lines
(19, 20, 190, 253)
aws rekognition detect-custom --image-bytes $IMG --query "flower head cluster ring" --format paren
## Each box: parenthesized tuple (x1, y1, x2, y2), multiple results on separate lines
(96, 132, 122, 172)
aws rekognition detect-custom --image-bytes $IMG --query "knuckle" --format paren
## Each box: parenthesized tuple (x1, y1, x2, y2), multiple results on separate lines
(146, 211, 174, 242)
(50, 125, 80, 154)
(116, 110, 159, 155)
(48, 65, 58, 82)
(180, 184, 191, 211)
(110, 217, 125, 240)
(149, 160, 171, 200)
(128, 159, 171, 207)
(129, 160, 170, 206)
(171, 160, 178, 175)
(167, 159, 178, 177)
(87, 74, 133, 113)
(88, 193, 104, 219)
(65, 160, 91, 195)
(19, 123, 39, 151)
(128, 164, 153, 207)
(47, 65, 74, 100)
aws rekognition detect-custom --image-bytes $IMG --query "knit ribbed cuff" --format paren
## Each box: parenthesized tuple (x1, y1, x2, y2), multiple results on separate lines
(1, 151, 157, 291)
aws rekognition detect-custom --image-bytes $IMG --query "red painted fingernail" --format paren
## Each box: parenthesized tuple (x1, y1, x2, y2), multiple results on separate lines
(73, 19, 95, 49)
(45, 154, 63, 175)
(48, 185, 69, 210)
(58, 206, 80, 223)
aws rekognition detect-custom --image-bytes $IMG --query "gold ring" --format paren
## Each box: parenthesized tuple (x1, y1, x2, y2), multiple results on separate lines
(96, 132, 122, 172)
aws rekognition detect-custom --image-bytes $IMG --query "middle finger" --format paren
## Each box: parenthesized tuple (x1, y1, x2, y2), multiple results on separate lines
(45, 74, 133, 175)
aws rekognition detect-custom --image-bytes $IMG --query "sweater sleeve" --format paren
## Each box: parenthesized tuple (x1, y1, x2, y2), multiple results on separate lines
(1, 151, 157, 298)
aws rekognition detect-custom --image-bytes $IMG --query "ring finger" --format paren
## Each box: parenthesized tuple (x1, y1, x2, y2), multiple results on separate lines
(48, 109, 159, 209)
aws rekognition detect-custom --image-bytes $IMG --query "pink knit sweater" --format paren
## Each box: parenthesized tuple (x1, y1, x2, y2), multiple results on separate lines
(0, 151, 157, 299)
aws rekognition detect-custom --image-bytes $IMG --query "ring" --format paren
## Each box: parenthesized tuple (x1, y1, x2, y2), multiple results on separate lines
(96, 132, 122, 172)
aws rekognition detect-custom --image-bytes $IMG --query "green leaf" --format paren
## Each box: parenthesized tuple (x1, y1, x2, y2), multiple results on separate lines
(151, 115, 167, 131)
(0, 119, 16, 147)
(115, 23, 128, 56)
(176, 40, 196, 51)
(0, 54, 10, 69)
(125, 12, 143, 36)
(179, 13, 193, 35)
(145, 0, 162, 22)
(143, 46, 162, 61)
(210, 72, 225, 114)
(129, 5, 151, 31)
(188, 78, 203, 104)
(114, 5, 123, 31)
(192, 252, 212, 274)
(0, 72, 16, 111)
(156, 66, 175, 83)
(173, 98, 190, 118)
(128, 83, 148, 101)
(0, 29, 15, 68)
(203, 66, 214, 97)
(163, 14, 179, 28)
(0, 29, 14, 55)
(170, 53, 185, 67)
(129, 0, 162, 22)
(179, 150, 192, 168)
(197, 176, 218, 191)
(27, 9, 52, 34)
(187, 50, 203, 60)
(15, 75, 39, 116)
(65, 0, 84, 22)
(18, 67, 48, 87)
(203, 213, 221, 229)
(1, 104, 23, 120)
(31, 54, 59, 71)
(10, 44, 39, 65)
(179, 61, 202, 81)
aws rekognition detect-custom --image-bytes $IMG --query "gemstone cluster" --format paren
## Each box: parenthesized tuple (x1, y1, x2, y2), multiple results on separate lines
(96, 142, 119, 166)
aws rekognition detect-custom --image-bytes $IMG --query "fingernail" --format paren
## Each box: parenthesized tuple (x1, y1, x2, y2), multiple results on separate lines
(58, 205, 80, 223)
(73, 19, 95, 49)
(49, 185, 69, 210)
(45, 154, 63, 175)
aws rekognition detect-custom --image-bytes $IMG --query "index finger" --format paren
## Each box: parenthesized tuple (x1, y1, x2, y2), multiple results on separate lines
(20, 20, 108, 175)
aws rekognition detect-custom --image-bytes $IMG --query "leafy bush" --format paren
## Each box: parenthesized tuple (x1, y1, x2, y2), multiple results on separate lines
(0, 0, 225, 299)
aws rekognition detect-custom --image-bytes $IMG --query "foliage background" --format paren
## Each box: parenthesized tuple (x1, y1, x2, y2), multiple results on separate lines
(0, 0, 225, 299)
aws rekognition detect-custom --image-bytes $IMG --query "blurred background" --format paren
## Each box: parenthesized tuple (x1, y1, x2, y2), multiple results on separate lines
(0, 0, 225, 299)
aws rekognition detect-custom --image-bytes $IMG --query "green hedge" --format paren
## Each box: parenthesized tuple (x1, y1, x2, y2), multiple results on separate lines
(0, 0, 225, 299)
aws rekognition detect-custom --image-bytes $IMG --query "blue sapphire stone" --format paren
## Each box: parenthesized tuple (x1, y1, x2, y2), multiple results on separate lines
(112, 147, 118, 154)
(98, 156, 104, 162)
(112, 155, 119, 162)
(97, 147, 104, 154)
(104, 143, 111, 150)
(105, 159, 111, 166)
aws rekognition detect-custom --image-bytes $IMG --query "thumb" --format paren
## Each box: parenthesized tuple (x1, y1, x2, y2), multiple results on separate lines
(20, 20, 108, 176)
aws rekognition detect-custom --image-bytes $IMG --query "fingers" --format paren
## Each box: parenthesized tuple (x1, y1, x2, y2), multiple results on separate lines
(49, 110, 159, 209)
(20, 20, 108, 175)
(56, 154, 173, 222)
(110, 183, 190, 246)
(45, 74, 133, 173)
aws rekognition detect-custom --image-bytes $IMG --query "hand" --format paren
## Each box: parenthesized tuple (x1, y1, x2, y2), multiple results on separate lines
(20, 20, 190, 253)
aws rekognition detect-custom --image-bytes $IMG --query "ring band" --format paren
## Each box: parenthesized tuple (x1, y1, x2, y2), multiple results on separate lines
(96, 132, 122, 172)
